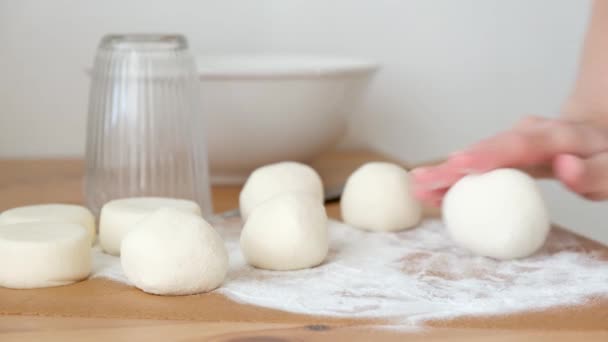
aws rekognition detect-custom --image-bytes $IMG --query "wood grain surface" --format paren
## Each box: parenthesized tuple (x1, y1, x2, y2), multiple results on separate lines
(0, 150, 607, 341)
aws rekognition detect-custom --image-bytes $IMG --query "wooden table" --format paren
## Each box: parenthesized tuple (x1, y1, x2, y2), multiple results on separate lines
(0, 150, 607, 341)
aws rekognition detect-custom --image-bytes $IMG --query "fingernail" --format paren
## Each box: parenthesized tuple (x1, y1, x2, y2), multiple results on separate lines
(428, 181, 448, 190)
(449, 152, 474, 164)
(458, 167, 478, 174)
(410, 168, 428, 177)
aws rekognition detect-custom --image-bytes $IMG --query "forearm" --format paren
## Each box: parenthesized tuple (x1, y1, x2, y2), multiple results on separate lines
(562, 0, 608, 126)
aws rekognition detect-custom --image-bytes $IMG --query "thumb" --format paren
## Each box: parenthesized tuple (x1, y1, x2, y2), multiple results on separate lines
(553, 153, 608, 200)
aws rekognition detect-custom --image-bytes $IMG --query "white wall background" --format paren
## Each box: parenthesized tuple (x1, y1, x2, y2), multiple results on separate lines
(260, 0, 590, 162)
(2, 0, 605, 243)
(0, 0, 591, 160)
(0, 0, 268, 157)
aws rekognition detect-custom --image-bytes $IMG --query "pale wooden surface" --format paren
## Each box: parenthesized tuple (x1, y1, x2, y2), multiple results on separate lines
(0, 150, 607, 341)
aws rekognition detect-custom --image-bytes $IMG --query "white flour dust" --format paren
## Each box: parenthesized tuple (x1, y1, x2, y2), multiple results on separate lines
(92, 218, 608, 325)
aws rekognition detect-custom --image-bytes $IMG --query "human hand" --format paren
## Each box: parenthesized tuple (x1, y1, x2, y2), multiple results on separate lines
(411, 116, 608, 206)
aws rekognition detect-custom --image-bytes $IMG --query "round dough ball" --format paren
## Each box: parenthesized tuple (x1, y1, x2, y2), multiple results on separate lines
(442, 168, 550, 260)
(121, 208, 228, 295)
(239, 162, 323, 220)
(99, 197, 201, 255)
(0, 222, 91, 289)
(240, 192, 328, 271)
(0, 204, 96, 244)
(341, 162, 421, 232)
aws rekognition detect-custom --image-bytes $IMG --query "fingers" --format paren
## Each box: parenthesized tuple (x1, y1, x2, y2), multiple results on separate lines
(410, 132, 524, 192)
(411, 131, 536, 207)
(412, 116, 608, 206)
(553, 152, 608, 200)
(410, 134, 519, 207)
(448, 131, 533, 171)
(411, 165, 464, 190)
(457, 120, 607, 170)
(513, 115, 548, 130)
(512, 117, 608, 159)
(413, 182, 447, 208)
(411, 165, 461, 207)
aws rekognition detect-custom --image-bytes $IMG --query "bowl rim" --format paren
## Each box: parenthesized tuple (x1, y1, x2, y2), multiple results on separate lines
(196, 54, 380, 80)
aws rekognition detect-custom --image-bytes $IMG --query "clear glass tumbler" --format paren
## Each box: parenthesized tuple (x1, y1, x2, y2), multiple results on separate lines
(84, 34, 212, 217)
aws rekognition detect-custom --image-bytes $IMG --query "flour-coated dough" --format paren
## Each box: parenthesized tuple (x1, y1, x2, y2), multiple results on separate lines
(99, 197, 201, 255)
(239, 162, 323, 220)
(240, 192, 328, 271)
(120, 208, 228, 295)
(341, 162, 421, 232)
(442, 168, 550, 260)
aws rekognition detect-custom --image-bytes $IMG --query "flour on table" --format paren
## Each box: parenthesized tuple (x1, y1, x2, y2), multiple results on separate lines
(92, 218, 608, 325)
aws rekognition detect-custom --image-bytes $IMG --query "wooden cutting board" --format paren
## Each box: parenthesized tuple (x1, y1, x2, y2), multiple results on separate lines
(0, 150, 607, 341)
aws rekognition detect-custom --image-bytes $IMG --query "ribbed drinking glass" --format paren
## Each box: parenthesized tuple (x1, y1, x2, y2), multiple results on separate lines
(84, 34, 212, 216)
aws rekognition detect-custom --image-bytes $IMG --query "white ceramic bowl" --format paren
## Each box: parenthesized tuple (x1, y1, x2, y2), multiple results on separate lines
(198, 55, 378, 184)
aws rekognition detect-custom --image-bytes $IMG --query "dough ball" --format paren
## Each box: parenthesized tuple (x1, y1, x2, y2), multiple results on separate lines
(239, 162, 323, 220)
(0, 204, 96, 244)
(0, 222, 91, 289)
(442, 168, 550, 260)
(121, 208, 228, 295)
(240, 192, 328, 271)
(99, 197, 201, 255)
(341, 162, 421, 232)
